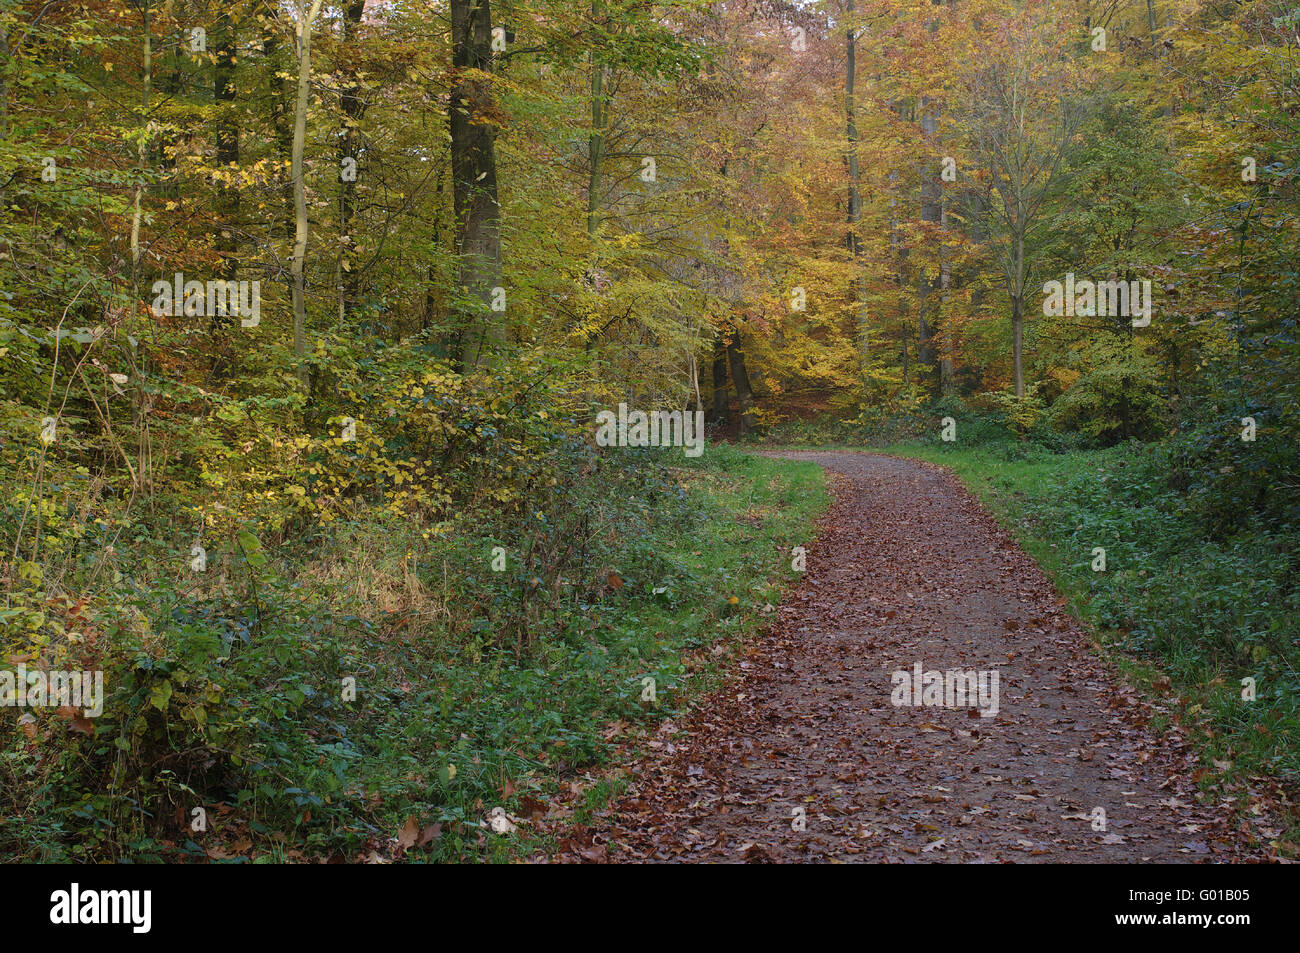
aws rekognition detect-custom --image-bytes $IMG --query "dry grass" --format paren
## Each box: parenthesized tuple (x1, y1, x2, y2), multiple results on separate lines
(300, 525, 449, 630)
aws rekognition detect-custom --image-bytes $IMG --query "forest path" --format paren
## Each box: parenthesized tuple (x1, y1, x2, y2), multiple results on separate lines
(565, 451, 1263, 863)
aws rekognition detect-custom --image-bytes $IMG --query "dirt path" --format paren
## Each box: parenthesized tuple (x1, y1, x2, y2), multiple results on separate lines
(564, 451, 1270, 863)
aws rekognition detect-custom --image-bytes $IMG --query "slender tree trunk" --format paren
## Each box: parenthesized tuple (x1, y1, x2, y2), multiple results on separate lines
(290, 0, 324, 390)
(214, 10, 238, 286)
(939, 199, 956, 395)
(845, 0, 868, 362)
(918, 102, 939, 382)
(209, 8, 240, 389)
(123, 4, 152, 498)
(0, 25, 10, 212)
(587, 1, 607, 238)
(916, 1, 950, 389)
(901, 326, 910, 386)
(887, 97, 907, 380)
(424, 174, 446, 336)
(1012, 217, 1025, 397)
(1011, 294, 1024, 398)
(130, 2, 151, 292)
(337, 0, 366, 324)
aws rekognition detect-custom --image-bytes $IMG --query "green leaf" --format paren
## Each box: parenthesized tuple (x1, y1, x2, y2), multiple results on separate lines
(149, 680, 173, 712)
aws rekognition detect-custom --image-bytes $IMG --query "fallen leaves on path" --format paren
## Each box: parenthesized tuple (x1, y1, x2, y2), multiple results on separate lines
(551, 453, 1282, 863)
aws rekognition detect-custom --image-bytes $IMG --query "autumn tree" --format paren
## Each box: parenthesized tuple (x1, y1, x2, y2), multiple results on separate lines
(954, 2, 1087, 397)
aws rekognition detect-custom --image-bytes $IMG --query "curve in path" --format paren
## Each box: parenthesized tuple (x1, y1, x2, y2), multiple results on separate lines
(575, 451, 1266, 863)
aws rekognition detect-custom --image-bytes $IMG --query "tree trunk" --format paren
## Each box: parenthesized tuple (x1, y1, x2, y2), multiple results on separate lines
(129, 1, 151, 291)
(587, 1, 607, 238)
(918, 103, 939, 383)
(450, 0, 503, 370)
(0, 24, 11, 211)
(261, 2, 294, 244)
(710, 340, 730, 427)
(939, 199, 956, 395)
(845, 0, 869, 362)
(214, 9, 238, 285)
(289, 0, 324, 391)
(917, 2, 949, 388)
(1012, 215, 1025, 397)
(1011, 293, 1024, 398)
(337, 0, 366, 325)
(726, 341, 756, 435)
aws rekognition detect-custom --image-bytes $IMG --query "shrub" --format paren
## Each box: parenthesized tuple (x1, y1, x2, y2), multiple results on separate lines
(1044, 342, 1167, 445)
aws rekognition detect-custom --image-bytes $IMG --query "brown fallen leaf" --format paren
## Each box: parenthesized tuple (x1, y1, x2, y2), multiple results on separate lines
(70, 715, 95, 736)
(396, 814, 419, 849)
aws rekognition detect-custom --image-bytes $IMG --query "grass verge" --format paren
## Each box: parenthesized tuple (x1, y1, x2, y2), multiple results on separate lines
(350, 443, 829, 862)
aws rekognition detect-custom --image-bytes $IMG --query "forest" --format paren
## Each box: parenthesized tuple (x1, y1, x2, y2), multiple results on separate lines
(0, 0, 1296, 865)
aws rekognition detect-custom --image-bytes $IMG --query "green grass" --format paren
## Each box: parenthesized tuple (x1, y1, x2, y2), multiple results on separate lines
(305, 444, 829, 862)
